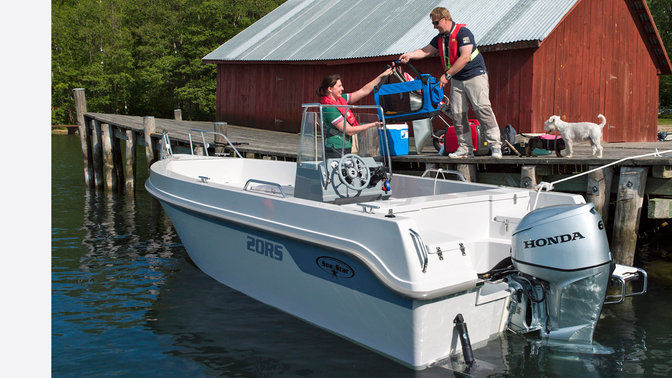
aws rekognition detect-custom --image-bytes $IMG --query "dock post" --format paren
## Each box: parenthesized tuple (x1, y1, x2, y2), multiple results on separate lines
(100, 123, 117, 191)
(521, 166, 537, 189)
(214, 122, 228, 155)
(611, 167, 648, 266)
(113, 126, 124, 190)
(73, 88, 94, 187)
(125, 130, 137, 192)
(143, 116, 157, 168)
(586, 166, 614, 222)
(91, 119, 104, 189)
(456, 164, 476, 182)
(174, 109, 182, 121)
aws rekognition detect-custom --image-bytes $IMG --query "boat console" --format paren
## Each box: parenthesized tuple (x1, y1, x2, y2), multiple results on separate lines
(294, 104, 393, 204)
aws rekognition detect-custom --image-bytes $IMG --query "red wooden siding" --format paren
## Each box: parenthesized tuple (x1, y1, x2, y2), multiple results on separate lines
(531, 0, 659, 142)
(216, 60, 404, 133)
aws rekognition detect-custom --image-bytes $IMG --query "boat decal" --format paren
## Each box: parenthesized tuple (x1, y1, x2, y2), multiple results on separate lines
(246, 235, 284, 261)
(316, 257, 354, 278)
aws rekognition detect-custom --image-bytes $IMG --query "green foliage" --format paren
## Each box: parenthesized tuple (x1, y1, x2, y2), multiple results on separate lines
(51, 0, 286, 124)
(648, 0, 672, 109)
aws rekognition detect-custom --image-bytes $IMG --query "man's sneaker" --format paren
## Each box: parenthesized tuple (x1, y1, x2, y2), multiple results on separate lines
(448, 146, 474, 159)
(491, 147, 502, 159)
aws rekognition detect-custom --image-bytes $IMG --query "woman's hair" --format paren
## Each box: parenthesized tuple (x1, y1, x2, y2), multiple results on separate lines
(430, 7, 451, 21)
(316, 74, 341, 97)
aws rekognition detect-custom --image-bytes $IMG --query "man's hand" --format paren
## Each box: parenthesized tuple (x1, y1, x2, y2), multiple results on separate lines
(440, 74, 450, 88)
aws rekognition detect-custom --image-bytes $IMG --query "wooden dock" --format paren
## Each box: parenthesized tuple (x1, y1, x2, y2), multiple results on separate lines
(73, 88, 672, 266)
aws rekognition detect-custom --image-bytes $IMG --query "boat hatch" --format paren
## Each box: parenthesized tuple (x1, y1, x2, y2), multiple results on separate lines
(294, 104, 393, 204)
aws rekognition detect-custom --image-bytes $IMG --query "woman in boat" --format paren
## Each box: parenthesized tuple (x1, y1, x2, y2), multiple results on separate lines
(317, 69, 392, 158)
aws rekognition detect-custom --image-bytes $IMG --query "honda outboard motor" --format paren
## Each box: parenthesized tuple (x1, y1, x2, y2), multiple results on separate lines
(508, 203, 612, 343)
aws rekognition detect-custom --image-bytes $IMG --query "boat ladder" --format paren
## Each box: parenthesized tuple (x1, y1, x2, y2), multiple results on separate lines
(604, 264, 648, 305)
(160, 131, 173, 159)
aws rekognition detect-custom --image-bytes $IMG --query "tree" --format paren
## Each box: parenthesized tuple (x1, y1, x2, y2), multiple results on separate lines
(51, 0, 286, 124)
(648, 0, 672, 110)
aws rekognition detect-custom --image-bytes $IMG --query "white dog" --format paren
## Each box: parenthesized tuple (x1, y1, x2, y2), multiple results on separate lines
(544, 114, 606, 158)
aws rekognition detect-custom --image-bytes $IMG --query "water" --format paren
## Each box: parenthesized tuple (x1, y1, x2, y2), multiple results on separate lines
(52, 134, 672, 377)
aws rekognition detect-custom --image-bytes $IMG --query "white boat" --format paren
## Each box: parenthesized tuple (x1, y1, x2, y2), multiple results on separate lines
(146, 104, 647, 371)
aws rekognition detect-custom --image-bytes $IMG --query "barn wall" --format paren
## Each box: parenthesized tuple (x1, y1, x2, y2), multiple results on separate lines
(531, 0, 659, 142)
(483, 49, 535, 133)
(216, 59, 420, 133)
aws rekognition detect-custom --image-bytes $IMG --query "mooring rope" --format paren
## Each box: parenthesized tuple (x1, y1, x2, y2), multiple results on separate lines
(532, 148, 672, 210)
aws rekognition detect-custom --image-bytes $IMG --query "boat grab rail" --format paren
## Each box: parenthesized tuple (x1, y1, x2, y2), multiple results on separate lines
(243, 179, 287, 198)
(188, 129, 243, 158)
(409, 229, 429, 273)
(421, 168, 466, 195)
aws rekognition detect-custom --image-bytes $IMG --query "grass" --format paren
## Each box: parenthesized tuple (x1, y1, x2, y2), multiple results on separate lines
(659, 117, 672, 132)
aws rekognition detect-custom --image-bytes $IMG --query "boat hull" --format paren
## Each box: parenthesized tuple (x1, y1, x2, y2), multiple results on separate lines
(159, 200, 510, 369)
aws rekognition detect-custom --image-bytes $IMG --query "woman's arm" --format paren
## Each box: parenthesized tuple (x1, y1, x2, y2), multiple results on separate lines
(332, 118, 382, 136)
(348, 67, 393, 103)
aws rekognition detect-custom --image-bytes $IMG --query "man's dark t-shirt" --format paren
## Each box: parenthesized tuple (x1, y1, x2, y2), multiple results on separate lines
(430, 23, 486, 81)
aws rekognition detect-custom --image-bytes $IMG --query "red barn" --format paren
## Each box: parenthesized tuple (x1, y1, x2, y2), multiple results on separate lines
(203, 0, 671, 142)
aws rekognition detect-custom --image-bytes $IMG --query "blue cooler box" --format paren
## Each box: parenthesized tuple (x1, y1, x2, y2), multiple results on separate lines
(379, 124, 409, 156)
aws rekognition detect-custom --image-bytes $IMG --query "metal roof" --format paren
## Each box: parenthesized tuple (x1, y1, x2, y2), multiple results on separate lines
(203, 0, 580, 62)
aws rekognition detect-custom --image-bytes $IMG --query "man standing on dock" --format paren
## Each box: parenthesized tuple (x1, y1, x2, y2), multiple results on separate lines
(399, 7, 502, 159)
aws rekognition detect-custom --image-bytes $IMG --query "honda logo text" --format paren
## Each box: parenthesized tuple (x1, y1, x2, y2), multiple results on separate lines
(524, 232, 586, 249)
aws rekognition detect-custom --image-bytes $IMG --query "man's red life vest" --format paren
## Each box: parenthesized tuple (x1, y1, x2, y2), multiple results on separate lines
(320, 95, 359, 126)
(438, 23, 479, 71)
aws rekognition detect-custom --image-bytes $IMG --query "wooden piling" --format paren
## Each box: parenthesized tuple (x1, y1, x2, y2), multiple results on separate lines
(456, 164, 476, 182)
(113, 126, 124, 189)
(521, 166, 536, 189)
(91, 119, 104, 189)
(586, 166, 614, 222)
(100, 123, 117, 190)
(214, 122, 228, 155)
(73, 88, 93, 187)
(611, 167, 648, 266)
(143, 116, 157, 168)
(125, 130, 136, 192)
(174, 109, 182, 121)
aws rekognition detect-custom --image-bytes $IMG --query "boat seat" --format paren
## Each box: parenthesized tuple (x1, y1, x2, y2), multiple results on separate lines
(604, 264, 648, 304)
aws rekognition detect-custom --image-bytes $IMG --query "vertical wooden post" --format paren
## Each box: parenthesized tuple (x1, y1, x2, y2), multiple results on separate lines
(456, 164, 476, 182)
(112, 127, 124, 189)
(611, 167, 648, 266)
(144, 116, 156, 168)
(100, 123, 117, 191)
(91, 119, 104, 189)
(214, 122, 228, 155)
(521, 166, 537, 189)
(73, 88, 93, 187)
(586, 166, 614, 222)
(174, 109, 182, 121)
(125, 130, 137, 192)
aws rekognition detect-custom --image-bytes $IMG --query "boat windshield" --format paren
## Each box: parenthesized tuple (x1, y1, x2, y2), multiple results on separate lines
(297, 103, 391, 170)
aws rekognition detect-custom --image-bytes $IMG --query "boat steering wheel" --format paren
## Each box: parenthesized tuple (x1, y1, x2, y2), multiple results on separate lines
(336, 154, 371, 191)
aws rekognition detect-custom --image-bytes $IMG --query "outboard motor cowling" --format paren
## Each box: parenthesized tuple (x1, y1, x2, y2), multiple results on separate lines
(509, 203, 612, 343)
